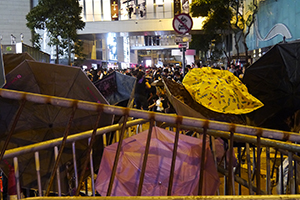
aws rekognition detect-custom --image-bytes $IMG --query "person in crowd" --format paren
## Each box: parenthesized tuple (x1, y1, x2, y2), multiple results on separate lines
(134, 71, 151, 110)
(229, 63, 236, 73)
(173, 70, 183, 83)
(148, 94, 165, 112)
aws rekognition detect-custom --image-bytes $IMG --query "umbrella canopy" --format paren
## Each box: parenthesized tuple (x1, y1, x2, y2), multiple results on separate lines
(182, 67, 263, 115)
(94, 71, 136, 106)
(0, 60, 114, 193)
(3, 53, 35, 74)
(95, 126, 220, 196)
(243, 40, 300, 130)
(162, 77, 246, 124)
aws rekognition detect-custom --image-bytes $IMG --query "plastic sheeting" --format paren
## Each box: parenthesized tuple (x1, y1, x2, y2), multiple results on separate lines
(95, 126, 220, 196)
(182, 67, 263, 115)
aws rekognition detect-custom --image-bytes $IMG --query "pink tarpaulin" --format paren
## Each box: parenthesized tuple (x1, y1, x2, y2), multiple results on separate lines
(95, 126, 220, 196)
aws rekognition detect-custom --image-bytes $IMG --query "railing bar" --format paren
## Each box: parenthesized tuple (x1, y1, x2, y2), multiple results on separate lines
(280, 152, 284, 194)
(266, 147, 271, 194)
(89, 138, 95, 196)
(72, 142, 78, 189)
(0, 99, 26, 162)
(161, 124, 300, 154)
(271, 149, 278, 179)
(45, 106, 76, 196)
(256, 135, 261, 195)
(115, 130, 120, 142)
(3, 119, 148, 160)
(13, 157, 21, 200)
(75, 111, 102, 196)
(251, 147, 256, 181)
(223, 143, 227, 195)
(107, 114, 129, 196)
(167, 123, 180, 196)
(2, 88, 300, 144)
(34, 151, 42, 196)
(103, 133, 107, 147)
(209, 135, 219, 195)
(54, 146, 62, 196)
(228, 131, 235, 195)
(238, 146, 241, 195)
(137, 118, 155, 196)
(198, 127, 207, 195)
(288, 151, 294, 194)
(295, 142, 299, 194)
(246, 143, 253, 195)
(217, 166, 266, 195)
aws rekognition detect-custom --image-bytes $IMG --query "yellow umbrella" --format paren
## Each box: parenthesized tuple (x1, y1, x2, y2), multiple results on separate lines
(182, 67, 263, 114)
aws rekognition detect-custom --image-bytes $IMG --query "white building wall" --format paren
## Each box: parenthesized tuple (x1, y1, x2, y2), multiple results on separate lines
(0, 0, 32, 46)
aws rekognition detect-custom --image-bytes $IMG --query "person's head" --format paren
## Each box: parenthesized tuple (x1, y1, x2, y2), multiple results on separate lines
(136, 71, 145, 81)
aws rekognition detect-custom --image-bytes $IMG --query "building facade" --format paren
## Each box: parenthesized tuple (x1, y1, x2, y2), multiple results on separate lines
(77, 0, 204, 69)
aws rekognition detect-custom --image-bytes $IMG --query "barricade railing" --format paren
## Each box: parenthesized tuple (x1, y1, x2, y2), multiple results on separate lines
(0, 88, 300, 199)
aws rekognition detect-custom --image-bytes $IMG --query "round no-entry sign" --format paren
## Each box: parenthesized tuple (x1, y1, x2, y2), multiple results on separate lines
(172, 13, 193, 34)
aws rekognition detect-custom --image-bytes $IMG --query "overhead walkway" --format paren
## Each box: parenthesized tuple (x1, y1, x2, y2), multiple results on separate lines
(1, 88, 300, 199)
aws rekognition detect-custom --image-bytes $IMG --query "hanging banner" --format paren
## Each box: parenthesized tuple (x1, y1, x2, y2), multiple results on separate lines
(111, 0, 119, 21)
(174, 0, 181, 16)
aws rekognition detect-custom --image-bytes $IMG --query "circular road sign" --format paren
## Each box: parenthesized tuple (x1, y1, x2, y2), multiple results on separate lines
(172, 13, 193, 35)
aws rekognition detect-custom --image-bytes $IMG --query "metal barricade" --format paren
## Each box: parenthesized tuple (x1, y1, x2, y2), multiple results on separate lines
(0, 88, 300, 199)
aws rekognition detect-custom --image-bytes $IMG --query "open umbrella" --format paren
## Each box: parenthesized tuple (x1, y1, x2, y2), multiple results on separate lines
(0, 60, 114, 193)
(94, 71, 136, 106)
(182, 67, 263, 115)
(243, 40, 300, 131)
(95, 126, 220, 196)
(162, 76, 246, 124)
(3, 53, 35, 74)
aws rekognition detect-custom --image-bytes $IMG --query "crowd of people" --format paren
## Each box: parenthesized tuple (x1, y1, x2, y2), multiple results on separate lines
(83, 62, 247, 113)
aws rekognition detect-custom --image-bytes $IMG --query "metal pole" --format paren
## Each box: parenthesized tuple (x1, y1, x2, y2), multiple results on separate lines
(167, 122, 181, 196)
(72, 142, 78, 189)
(75, 111, 102, 196)
(198, 126, 207, 195)
(137, 118, 154, 196)
(89, 138, 95, 196)
(13, 157, 21, 200)
(256, 135, 261, 195)
(228, 131, 235, 195)
(182, 47, 186, 77)
(54, 146, 62, 196)
(107, 114, 129, 196)
(35, 151, 43, 196)
(246, 143, 253, 195)
(45, 106, 76, 196)
(266, 147, 271, 194)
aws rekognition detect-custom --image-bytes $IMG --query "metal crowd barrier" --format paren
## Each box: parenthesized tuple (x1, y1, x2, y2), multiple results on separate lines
(0, 88, 300, 199)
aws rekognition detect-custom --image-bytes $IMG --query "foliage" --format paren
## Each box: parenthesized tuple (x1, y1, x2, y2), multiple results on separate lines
(190, 0, 258, 63)
(26, 0, 85, 63)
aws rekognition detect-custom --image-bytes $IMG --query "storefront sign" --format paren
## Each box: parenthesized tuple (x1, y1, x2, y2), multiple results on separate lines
(111, 0, 119, 21)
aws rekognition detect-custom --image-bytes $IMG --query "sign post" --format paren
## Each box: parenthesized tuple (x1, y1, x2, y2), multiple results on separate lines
(0, 46, 5, 88)
(172, 13, 193, 77)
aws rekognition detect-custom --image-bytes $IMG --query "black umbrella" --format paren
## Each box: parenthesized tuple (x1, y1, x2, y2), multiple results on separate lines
(0, 60, 114, 193)
(243, 40, 300, 131)
(94, 71, 136, 106)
